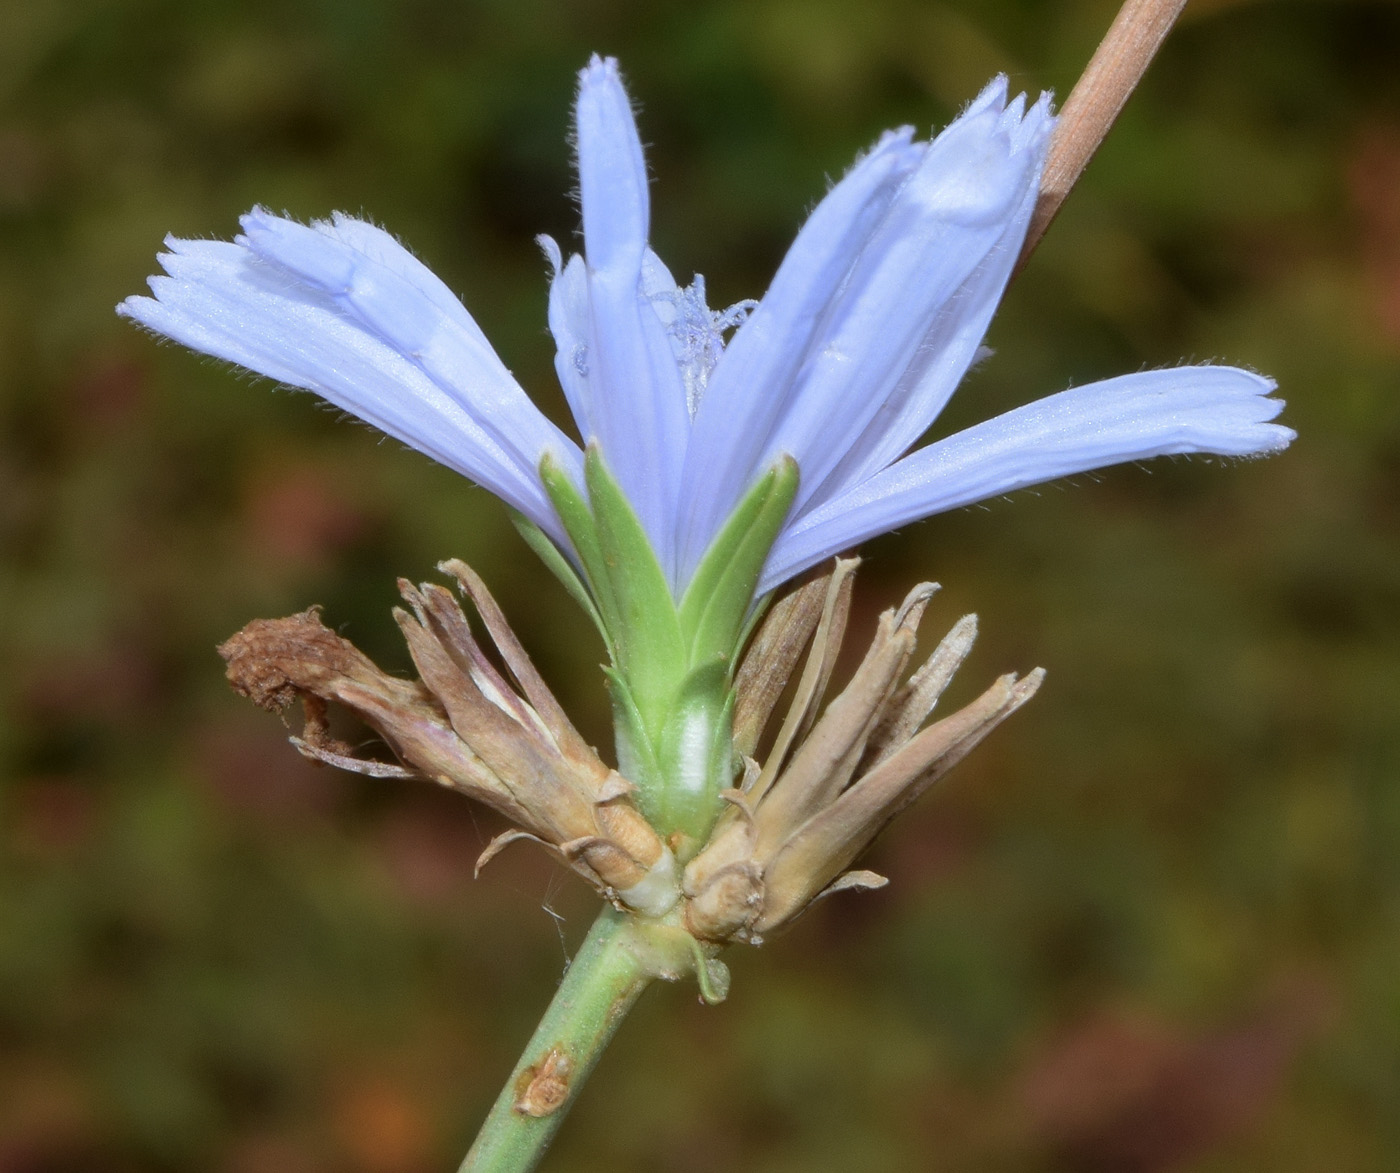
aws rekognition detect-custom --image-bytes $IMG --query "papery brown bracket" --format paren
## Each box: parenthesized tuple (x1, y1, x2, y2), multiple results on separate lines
(217, 608, 472, 789)
(751, 583, 938, 860)
(755, 669, 1043, 934)
(732, 560, 853, 760)
(217, 562, 676, 913)
(439, 558, 591, 759)
(863, 613, 978, 770)
(743, 558, 859, 808)
(476, 829, 557, 876)
(684, 565, 1044, 943)
(291, 737, 420, 780)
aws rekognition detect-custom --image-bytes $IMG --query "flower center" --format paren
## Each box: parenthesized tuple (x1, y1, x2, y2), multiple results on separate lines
(651, 273, 757, 417)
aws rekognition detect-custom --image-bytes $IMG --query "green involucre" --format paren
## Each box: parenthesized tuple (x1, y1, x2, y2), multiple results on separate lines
(537, 447, 798, 842)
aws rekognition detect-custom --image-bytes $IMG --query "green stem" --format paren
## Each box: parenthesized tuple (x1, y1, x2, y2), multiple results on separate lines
(458, 906, 681, 1172)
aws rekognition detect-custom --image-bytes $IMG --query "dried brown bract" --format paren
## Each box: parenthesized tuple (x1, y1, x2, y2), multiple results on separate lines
(218, 557, 1042, 942)
(682, 560, 1044, 943)
(218, 560, 677, 915)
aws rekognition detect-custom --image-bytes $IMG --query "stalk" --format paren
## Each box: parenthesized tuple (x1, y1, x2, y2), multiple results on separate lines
(458, 905, 687, 1172)
(1016, 0, 1189, 270)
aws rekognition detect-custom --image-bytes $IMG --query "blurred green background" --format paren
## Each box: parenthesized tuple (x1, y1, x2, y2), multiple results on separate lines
(2, 0, 1398, 1168)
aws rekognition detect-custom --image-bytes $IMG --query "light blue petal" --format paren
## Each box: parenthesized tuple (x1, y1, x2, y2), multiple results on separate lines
(677, 78, 1054, 584)
(541, 237, 593, 429)
(810, 92, 1054, 504)
(118, 229, 581, 546)
(237, 209, 576, 488)
(762, 367, 1295, 589)
(752, 78, 1049, 517)
(543, 238, 698, 434)
(318, 211, 496, 354)
(574, 55, 690, 575)
(674, 125, 927, 582)
(577, 55, 649, 275)
(640, 247, 681, 303)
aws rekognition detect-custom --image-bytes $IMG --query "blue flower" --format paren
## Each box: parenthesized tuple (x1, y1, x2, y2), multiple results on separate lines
(120, 55, 1293, 598)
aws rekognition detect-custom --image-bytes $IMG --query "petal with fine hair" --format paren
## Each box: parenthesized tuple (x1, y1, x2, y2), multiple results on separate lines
(311, 211, 498, 354)
(752, 80, 1050, 518)
(810, 93, 1054, 504)
(573, 55, 690, 573)
(678, 78, 1054, 583)
(763, 366, 1295, 589)
(540, 236, 593, 429)
(118, 231, 580, 544)
(675, 126, 927, 581)
(119, 58, 1295, 617)
(237, 208, 577, 488)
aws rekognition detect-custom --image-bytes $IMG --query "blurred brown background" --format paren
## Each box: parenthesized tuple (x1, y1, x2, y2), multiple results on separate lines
(2, 0, 1398, 1169)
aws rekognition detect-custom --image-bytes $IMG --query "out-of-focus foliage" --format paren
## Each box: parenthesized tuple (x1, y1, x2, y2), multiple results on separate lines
(2, 0, 1397, 1168)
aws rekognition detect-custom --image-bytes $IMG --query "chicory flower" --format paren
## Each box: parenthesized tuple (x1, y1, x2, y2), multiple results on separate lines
(119, 55, 1292, 601)
(120, 56, 1293, 842)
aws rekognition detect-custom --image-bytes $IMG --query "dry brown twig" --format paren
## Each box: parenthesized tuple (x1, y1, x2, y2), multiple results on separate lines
(1016, 0, 1190, 273)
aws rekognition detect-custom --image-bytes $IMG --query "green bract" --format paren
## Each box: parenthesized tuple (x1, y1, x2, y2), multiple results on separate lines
(531, 448, 798, 848)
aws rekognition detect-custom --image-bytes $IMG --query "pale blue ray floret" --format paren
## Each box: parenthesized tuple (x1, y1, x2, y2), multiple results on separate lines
(119, 55, 1294, 841)
(120, 56, 1292, 598)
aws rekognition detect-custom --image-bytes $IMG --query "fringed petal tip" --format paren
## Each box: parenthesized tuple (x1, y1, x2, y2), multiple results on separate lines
(580, 53, 621, 85)
(573, 52, 649, 274)
(959, 74, 1056, 157)
(1237, 426, 1296, 457)
(1201, 382, 1296, 457)
(537, 234, 564, 275)
(966, 74, 1010, 116)
(114, 292, 150, 322)
(1015, 92, 1057, 153)
(575, 55, 635, 142)
(863, 124, 919, 161)
(237, 209, 350, 293)
(1134, 367, 1294, 456)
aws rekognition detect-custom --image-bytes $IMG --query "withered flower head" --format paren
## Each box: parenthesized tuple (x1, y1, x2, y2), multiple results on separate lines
(218, 559, 677, 917)
(218, 556, 1041, 949)
(683, 558, 1043, 944)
